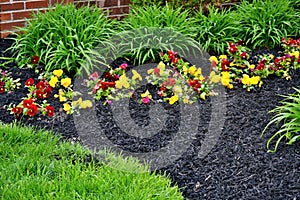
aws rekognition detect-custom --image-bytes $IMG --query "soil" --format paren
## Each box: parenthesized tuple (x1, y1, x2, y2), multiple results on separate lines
(1, 38, 300, 199)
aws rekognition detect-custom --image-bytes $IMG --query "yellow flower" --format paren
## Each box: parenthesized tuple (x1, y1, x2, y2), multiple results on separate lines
(248, 64, 255, 69)
(189, 66, 197, 76)
(141, 90, 152, 99)
(194, 68, 202, 77)
(209, 56, 218, 64)
(228, 84, 233, 89)
(49, 76, 58, 88)
(183, 96, 189, 104)
(169, 94, 178, 105)
(209, 71, 221, 83)
(269, 54, 274, 59)
(200, 92, 206, 100)
(182, 66, 188, 74)
(53, 69, 63, 77)
(132, 70, 142, 81)
(242, 74, 250, 85)
(198, 75, 205, 81)
(115, 74, 129, 89)
(221, 78, 230, 87)
(250, 76, 260, 85)
(61, 77, 72, 88)
(147, 69, 154, 74)
(75, 98, 93, 109)
(173, 85, 183, 95)
(221, 72, 230, 79)
(219, 55, 227, 59)
(157, 61, 165, 70)
(63, 103, 71, 114)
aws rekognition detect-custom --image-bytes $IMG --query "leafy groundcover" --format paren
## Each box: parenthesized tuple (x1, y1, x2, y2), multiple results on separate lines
(1, 38, 300, 199)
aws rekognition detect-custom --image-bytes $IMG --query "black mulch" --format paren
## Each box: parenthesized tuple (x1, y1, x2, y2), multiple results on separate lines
(1, 38, 300, 199)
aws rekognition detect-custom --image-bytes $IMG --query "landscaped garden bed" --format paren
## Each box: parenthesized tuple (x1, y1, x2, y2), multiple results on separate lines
(1, 0, 300, 199)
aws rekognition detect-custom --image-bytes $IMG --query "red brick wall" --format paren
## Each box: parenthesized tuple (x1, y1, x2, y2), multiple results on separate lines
(0, 0, 130, 38)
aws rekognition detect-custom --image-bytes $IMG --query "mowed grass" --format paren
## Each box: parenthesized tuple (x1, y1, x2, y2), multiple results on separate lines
(0, 123, 183, 200)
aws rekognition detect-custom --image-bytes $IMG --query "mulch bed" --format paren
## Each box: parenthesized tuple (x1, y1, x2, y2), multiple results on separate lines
(1, 38, 300, 199)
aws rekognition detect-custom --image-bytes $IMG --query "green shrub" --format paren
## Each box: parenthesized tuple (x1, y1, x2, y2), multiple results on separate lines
(0, 123, 184, 199)
(236, 0, 300, 49)
(9, 4, 115, 76)
(115, 5, 200, 64)
(261, 88, 300, 152)
(194, 6, 241, 54)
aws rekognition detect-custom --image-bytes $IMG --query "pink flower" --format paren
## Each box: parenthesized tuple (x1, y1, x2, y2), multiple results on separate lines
(89, 72, 99, 80)
(120, 63, 128, 70)
(142, 97, 150, 104)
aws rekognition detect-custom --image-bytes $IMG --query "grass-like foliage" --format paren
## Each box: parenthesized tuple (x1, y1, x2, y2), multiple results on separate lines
(9, 4, 115, 76)
(262, 88, 300, 153)
(110, 27, 202, 65)
(115, 5, 200, 64)
(0, 123, 183, 199)
(236, 0, 300, 49)
(194, 6, 241, 54)
(121, 5, 196, 38)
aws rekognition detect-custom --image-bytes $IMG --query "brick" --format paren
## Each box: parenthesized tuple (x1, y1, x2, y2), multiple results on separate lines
(0, 2, 24, 11)
(50, 0, 74, 6)
(120, 0, 129, 5)
(108, 6, 129, 15)
(0, 0, 10, 3)
(26, 0, 48, 9)
(13, 11, 33, 20)
(0, 31, 12, 38)
(104, 0, 118, 7)
(0, 21, 25, 31)
(0, 13, 11, 21)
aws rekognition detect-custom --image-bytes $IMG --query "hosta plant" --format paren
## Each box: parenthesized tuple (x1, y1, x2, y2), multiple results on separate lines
(261, 87, 300, 152)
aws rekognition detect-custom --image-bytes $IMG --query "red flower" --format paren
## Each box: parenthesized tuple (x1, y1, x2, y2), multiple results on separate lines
(103, 72, 118, 81)
(221, 59, 230, 71)
(154, 67, 160, 76)
(25, 78, 34, 86)
(0, 87, 5, 94)
(100, 81, 115, 90)
(36, 89, 44, 99)
(298, 57, 300, 64)
(31, 56, 40, 64)
(188, 80, 201, 89)
(23, 98, 33, 108)
(45, 105, 54, 117)
(44, 87, 52, 98)
(168, 50, 177, 60)
(12, 106, 23, 115)
(172, 57, 179, 65)
(164, 78, 176, 87)
(228, 42, 238, 54)
(36, 81, 45, 90)
(256, 62, 265, 70)
(27, 104, 38, 117)
(240, 52, 248, 59)
(0, 81, 4, 86)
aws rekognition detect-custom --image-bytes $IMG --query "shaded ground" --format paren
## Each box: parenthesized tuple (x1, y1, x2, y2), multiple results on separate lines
(1, 38, 299, 199)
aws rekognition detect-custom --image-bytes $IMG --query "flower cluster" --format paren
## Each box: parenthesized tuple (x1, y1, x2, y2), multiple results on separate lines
(44, 69, 92, 114)
(85, 63, 143, 104)
(9, 78, 54, 118)
(210, 39, 300, 92)
(0, 69, 21, 94)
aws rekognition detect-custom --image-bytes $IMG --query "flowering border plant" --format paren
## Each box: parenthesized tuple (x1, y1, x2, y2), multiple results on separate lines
(0, 69, 21, 94)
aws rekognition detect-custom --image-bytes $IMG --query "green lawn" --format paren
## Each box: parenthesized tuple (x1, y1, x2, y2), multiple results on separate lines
(0, 123, 183, 200)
